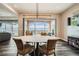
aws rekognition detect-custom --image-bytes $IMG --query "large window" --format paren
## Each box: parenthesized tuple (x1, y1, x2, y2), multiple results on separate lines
(0, 20, 18, 36)
(24, 18, 56, 35)
(29, 22, 49, 33)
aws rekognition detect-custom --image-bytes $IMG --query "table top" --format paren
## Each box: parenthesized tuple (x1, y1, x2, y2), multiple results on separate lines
(13, 35, 61, 43)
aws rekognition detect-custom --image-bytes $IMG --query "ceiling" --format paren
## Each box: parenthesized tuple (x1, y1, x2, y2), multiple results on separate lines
(0, 4, 16, 17)
(0, 3, 75, 20)
(6, 3, 75, 14)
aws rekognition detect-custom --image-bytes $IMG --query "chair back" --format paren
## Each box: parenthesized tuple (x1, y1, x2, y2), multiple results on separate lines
(47, 40, 57, 50)
(41, 32, 47, 36)
(13, 38, 23, 51)
(26, 31, 32, 35)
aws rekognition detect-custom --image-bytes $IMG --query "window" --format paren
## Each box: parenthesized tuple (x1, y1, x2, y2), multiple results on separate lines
(29, 22, 49, 34)
(24, 18, 56, 35)
(0, 20, 18, 36)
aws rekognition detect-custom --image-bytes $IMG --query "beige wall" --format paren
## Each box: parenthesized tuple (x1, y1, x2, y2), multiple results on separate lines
(61, 4, 79, 41)
(18, 14, 23, 36)
(56, 14, 63, 38)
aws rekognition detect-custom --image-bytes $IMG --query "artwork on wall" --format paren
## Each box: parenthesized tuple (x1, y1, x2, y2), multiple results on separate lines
(72, 16, 79, 26)
(68, 15, 79, 26)
(71, 11, 79, 26)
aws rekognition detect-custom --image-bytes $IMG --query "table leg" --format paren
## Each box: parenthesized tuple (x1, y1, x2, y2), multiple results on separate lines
(35, 42, 39, 56)
(29, 42, 43, 56)
(35, 42, 44, 56)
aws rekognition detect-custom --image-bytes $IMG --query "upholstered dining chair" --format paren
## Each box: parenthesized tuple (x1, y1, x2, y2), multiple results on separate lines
(39, 40, 57, 56)
(26, 30, 32, 35)
(41, 32, 48, 36)
(13, 38, 34, 56)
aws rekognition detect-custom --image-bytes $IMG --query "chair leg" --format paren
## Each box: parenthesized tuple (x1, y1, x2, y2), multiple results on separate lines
(33, 50, 35, 56)
(54, 52, 56, 56)
(17, 53, 18, 56)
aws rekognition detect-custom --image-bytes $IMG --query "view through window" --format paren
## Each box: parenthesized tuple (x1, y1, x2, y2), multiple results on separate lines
(24, 18, 56, 35)
(29, 22, 49, 34)
(0, 20, 18, 36)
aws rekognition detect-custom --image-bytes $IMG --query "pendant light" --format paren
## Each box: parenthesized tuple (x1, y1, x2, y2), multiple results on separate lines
(36, 3, 38, 20)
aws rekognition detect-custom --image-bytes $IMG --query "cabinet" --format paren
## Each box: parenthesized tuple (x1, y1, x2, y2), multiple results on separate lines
(68, 36, 79, 48)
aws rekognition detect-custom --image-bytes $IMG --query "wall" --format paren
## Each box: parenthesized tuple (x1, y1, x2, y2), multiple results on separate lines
(18, 14, 23, 36)
(67, 26, 79, 36)
(61, 4, 79, 41)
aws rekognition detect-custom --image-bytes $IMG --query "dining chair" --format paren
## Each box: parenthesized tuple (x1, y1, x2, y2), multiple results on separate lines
(13, 38, 34, 56)
(39, 40, 57, 56)
(41, 32, 48, 36)
(26, 31, 32, 35)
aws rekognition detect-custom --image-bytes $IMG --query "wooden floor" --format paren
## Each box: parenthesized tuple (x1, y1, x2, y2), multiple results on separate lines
(0, 39, 79, 56)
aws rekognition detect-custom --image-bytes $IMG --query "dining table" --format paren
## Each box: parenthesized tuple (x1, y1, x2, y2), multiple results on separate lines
(13, 35, 61, 56)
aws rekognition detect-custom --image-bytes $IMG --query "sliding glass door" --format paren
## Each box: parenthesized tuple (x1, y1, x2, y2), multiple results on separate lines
(29, 22, 49, 34)
(0, 20, 18, 36)
(24, 18, 56, 35)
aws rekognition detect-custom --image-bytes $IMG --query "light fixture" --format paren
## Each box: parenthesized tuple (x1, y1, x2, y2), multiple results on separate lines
(36, 3, 39, 20)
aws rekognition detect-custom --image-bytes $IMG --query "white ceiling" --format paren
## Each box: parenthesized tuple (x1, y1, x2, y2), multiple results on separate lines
(0, 4, 16, 17)
(6, 3, 74, 14)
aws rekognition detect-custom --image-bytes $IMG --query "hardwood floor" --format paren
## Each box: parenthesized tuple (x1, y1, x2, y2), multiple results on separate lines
(0, 38, 79, 56)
